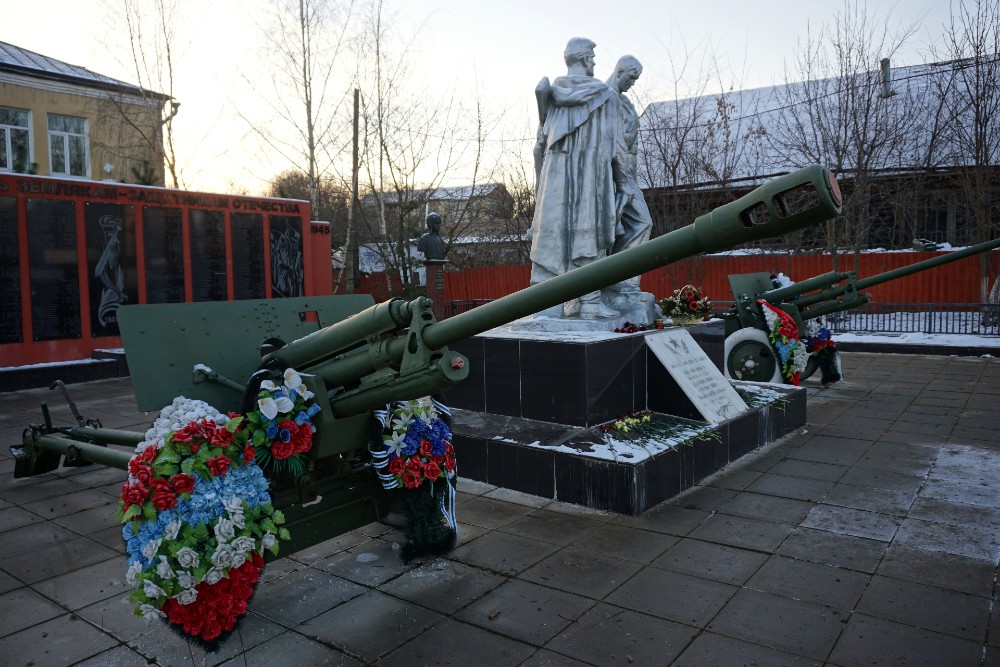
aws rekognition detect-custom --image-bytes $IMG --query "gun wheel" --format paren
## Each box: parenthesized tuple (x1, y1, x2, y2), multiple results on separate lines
(724, 328, 782, 383)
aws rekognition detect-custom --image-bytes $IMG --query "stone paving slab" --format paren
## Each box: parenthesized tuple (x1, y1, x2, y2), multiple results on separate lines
(1, 352, 999, 665)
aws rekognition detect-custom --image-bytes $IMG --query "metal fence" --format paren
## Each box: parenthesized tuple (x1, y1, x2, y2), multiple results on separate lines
(821, 303, 1000, 336)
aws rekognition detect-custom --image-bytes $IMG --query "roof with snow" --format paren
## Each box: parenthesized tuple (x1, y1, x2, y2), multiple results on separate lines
(361, 182, 507, 207)
(0, 41, 169, 100)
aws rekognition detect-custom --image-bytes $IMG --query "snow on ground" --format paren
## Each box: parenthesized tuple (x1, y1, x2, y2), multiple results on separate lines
(835, 331, 999, 351)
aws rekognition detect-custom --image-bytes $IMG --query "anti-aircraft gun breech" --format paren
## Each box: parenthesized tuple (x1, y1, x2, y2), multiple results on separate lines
(723, 235, 1000, 384)
(13, 164, 841, 553)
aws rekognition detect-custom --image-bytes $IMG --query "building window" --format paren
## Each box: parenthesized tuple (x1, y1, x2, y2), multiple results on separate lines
(0, 107, 31, 173)
(48, 114, 89, 178)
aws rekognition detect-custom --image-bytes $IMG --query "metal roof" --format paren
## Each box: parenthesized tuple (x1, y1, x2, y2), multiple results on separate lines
(0, 41, 169, 101)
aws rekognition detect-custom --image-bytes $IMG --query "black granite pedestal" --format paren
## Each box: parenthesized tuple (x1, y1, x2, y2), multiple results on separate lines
(443, 325, 806, 514)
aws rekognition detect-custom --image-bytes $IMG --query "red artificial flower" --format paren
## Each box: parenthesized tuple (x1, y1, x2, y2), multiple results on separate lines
(292, 423, 313, 454)
(402, 470, 421, 489)
(149, 477, 172, 494)
(423, 460, 441, 481)
(405, 457, 423, 475)
(120, 482, 149, 508)
(388, 457, 405, 475)
(206, 454, 231, 476)
(210, 426, 234, 447)
(152, 488, 178, 510)
(243, 443, 255, 464)
(141, 446, 158, 463)
(130, 461, 153, 487)
(444, 453, 456, 472)
(161, 554, 265, 642)
(270, 440, 295, 460)
(790, 371, 801, 386)
(189, 442, 201, 455)
(170, 473, 196, 494)
(419, 440, 433, 456)
(227, 411, 241, 419)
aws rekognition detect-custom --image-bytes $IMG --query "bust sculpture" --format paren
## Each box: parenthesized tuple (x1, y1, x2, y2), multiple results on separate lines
(416, 212, 446, 261)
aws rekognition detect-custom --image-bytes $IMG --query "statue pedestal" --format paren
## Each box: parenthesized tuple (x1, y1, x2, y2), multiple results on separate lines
(424, 260, 448, 320)
(443, 324, 806, 514)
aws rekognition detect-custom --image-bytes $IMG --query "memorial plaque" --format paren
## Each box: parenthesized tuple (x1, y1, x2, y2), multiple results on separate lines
(85, 202, 137, 337)
(269, 215, 303, 297)
(0, 197, 21, 343)
(27, 198, 80, 340)
(646, 328, 749, 423)
(143, 206, 185, 304)
(190, 209, 227, 301)
(232, 213, 265, 300)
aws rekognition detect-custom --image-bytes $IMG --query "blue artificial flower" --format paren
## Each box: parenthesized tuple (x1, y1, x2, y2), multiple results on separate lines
(266, 423, 279, 439)
(279, 427, 292, 443)
(306, 403, 321, 417)
(294, 410, 310, 426)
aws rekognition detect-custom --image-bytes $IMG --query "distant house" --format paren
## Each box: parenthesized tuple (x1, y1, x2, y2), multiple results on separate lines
(638, 56, 1000, 250)
(0, 41, 172, 184)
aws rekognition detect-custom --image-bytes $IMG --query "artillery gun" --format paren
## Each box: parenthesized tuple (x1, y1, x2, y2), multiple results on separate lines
(12, 164, 841, 554)
(722, 236, 1000, 385)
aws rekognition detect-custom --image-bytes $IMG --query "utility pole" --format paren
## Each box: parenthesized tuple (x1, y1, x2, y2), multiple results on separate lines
(346, 87, 360, 293)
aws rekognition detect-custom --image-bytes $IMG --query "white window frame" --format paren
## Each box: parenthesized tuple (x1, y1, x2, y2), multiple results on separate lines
(48, 114, 90, 179)
(0, 106, 32, 173)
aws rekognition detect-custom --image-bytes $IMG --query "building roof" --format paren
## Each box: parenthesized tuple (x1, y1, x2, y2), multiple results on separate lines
(0, 41, 170, 101)
(361, 182, 507, 207)
(637, 56, 996, 190)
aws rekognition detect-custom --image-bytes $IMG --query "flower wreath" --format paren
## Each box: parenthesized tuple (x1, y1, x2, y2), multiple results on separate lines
(245, 368, 321, 477)
(660, 285, 714, 321)
(117, 397, 289, 643)
(370, 397, 458, 561)
(758, 300, 809, 385)
(803, 322, 843, 384)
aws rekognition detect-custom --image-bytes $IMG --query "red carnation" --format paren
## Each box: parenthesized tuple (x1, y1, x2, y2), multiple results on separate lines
(292, 423, 313, 454)
(388, 457, 405, 475)
(243, 443, 255, 463)
(206, 454, 231, 476)
(423, 460, 441, 481)
(402, 470, 421, 489)
(271, 441, 294, 460)
(170, 473, 195, 494)
(419, 440, 433, 456)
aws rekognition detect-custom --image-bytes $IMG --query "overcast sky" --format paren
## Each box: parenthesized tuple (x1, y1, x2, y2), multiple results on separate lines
(5, 0, 956, 193)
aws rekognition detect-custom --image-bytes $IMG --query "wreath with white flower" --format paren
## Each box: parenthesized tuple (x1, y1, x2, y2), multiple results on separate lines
(117, 397, 289, 643)
(758, 300, 809, 385)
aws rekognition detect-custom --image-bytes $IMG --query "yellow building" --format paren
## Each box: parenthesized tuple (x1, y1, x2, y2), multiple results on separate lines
(0, 41, 172, 185)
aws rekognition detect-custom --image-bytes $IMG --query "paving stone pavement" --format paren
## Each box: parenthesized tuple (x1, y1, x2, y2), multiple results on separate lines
(1, 351, 998, 666)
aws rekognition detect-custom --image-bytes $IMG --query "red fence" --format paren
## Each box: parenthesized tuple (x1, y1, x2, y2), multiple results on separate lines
(438, 251, 1000, 305)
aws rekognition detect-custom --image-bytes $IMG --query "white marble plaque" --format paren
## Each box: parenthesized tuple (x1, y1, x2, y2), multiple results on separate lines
(646, 328, 749, 423)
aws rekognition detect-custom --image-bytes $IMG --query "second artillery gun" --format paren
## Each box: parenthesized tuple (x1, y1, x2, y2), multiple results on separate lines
(722, 236, 1000, 385)
(13, 164, 842, 554)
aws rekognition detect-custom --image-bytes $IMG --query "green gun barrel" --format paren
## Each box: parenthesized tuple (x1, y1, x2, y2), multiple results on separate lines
(268, 164, 842, 398)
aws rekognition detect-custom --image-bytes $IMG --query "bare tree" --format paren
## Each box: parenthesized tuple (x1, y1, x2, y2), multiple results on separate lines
(766, 1, 920, 268)
(930, 0, 1000, 299)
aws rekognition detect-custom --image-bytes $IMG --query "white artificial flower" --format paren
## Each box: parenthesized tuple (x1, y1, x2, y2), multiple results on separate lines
(142, 579, 167, 600)
(139, 603, 166, 620)
(142, 538, 162, 561)
(175, 547, 199, 569)
(273, 395, 294, 414)
(232, 536, 255, 554)
(125, 562, 143, 588)
(175, 588, 198, 606)
(261, 532, 276, 550)
(230, 510, 246, 530)
(283, 368, 303, 391)
(214, 518, 236, 543)
(383, 430, 406, 457)
(163, 520, 181, 541)
(155, 556, 175, 580)
(231, 551, 247, 569)
(204, 567, 224, 585)
(259, 379, 277, 391)
(258, 397, 278, 420)
(224, 497, 243, 514)
(177, 571, 195, 590)
(298, 386, 315, 401)
(211, 544, 235, 569)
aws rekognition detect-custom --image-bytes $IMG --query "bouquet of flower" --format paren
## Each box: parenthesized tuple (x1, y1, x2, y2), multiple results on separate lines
(660, 285, 714, 321)
(758, 300, 808, 385)
(117, 397, 288, 642)
(381, 399, 456, 490)
(245, 368, 321, 477)
(599, 410, 652, 434)
(373, 397, 458, 561)
(804, 323, 842, 384)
